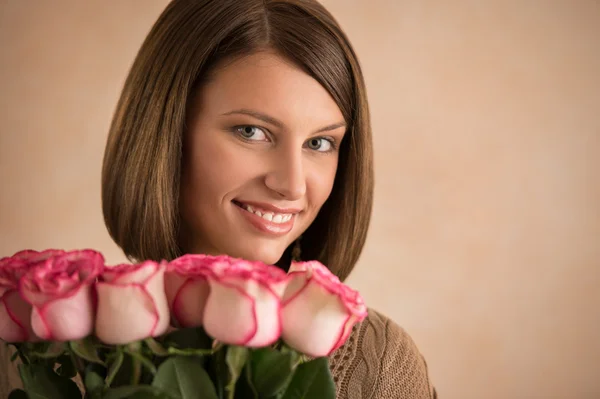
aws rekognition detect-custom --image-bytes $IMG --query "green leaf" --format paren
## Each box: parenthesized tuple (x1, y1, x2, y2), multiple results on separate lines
(152, 356, 218, 399)
(70, 339, 104, 365)
(105, 350, 124, 387)
(18, 363, 82, 399)
(8, 389, 28, 399)
(281, 357, 336, 399)
(84, 363, 107, 393)
(144, 338, 169, 356)
(249, 348, 295, 398)
(29, 342, 66, 360)
(225, 346, 249, 398)
(101, 385, 169, 399)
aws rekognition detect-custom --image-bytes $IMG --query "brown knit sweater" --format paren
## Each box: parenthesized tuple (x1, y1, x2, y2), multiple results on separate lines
(0, 309, 436, 398)
(330, 308, 437, 398)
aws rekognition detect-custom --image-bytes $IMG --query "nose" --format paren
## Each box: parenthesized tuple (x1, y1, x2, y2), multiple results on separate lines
(264, 149, 306, 200)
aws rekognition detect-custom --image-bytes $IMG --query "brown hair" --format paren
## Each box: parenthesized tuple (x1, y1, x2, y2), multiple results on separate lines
(102, 0, 373, 281)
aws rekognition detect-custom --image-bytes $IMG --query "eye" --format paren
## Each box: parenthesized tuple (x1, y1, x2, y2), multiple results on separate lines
(235, 125, 269, 142)
(306, 137, 334, 152)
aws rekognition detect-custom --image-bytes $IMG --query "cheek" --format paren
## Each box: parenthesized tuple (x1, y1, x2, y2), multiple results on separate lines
(306, 159, 338, 208)
(181, 133, 259, 204)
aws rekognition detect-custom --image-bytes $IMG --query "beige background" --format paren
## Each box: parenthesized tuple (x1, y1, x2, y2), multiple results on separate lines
(1, 1, 599, 398)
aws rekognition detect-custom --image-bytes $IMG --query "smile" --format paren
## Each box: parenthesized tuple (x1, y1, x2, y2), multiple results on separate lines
(241, 204, 293, 224)
(232, 200, 300, 236)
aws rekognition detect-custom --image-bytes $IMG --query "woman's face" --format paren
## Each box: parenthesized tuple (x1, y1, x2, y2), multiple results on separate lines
(180, 51, 346, 264)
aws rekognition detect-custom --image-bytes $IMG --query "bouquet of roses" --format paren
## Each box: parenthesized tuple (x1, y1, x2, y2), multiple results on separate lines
(0, 249, 367, 399)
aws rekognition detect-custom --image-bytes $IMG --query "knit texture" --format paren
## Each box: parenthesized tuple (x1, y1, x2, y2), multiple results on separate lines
(330, 308, 437, 398)
(0, 309, 436, 398)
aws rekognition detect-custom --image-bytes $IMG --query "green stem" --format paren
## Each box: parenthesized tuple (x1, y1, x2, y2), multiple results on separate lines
(167, 347, 214, 356)
(16, 345, 30, 365)
(127, 342, 142, 385)
(130, 355, 141, 385)
(105, 350, 124, 387)
(69, 346, 86, 378)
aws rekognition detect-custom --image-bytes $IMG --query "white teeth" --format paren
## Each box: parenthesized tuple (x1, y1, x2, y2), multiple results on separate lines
(241, 203, 293, 224)
(263, 213, 273, 221)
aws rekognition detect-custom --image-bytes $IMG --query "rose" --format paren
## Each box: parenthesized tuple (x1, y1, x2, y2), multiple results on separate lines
(165, 254, 216, 328)
(18, 249, 104, 341)
(0, 249, 65, 342)
(281, 261, 368, 357)
(202, 257, 290, 347)
(96, 260, 170, 344)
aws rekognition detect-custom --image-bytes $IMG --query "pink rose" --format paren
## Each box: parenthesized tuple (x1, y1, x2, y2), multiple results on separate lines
(281, 261, 368, 357)
(203, 257, 289, 347)
(19, 250, 104, 341)
(0, 250, 66, 342)
(96, 261, 170, 344)
(165, 254, 215, 328)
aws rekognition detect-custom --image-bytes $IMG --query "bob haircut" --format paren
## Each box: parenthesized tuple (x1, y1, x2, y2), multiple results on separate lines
(102, 0, 374, 281)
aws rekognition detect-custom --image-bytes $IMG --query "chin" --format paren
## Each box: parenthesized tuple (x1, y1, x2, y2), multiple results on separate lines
(235, 244, 287, 266)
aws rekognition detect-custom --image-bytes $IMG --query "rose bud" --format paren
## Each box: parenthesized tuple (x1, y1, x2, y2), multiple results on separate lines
(18, 250, 104, 341)
(165, 254, 215, 328)
(0, 250, 67, 342)
(96, 260, 170, 344)
(202, 257, 289, 347)
(281, 261, 368, 357)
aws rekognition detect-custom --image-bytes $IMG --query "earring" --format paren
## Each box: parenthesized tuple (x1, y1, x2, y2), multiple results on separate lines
(291, 235, 302, 262)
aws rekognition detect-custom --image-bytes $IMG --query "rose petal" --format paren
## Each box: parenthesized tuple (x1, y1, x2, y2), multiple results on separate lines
(164, 272, 187, 310)
(331, 313, 360, 353)
(96, 261, 169, 344)
(30, 285, 94, 341)
(19, 283, 57, 306)
(145, 266, 170, 336)
(96, 283, 160, 344)
(0, 290, 36, 342)
(203, 280, 257, 346)
(242, 282, 282, 347)
(281, 278, 351, 357)
(109, 261, 158, 284)
(281, 272, 310, 303)
(172, 278, 210, 328)
(12, 249, 65, 264)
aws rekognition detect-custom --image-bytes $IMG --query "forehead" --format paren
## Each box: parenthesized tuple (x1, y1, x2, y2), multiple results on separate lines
(196, 51, 344, 128)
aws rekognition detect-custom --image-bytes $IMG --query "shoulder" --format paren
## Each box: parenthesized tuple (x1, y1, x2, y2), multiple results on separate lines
(330, 308, 437, 399)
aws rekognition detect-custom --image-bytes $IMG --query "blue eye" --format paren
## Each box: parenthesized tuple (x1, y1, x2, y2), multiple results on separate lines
(306, 137, 335, 152)
(235, 125, 269, 141)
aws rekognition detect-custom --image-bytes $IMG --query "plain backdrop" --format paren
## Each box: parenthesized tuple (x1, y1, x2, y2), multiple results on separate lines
(1, 1, 599, 398)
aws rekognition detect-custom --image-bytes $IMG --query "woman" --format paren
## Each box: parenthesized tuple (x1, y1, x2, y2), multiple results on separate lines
(101, 0, 437, 397)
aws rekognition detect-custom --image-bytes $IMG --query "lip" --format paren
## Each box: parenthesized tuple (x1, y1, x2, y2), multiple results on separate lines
(233, 202, 296, 236)
(233, 200, 303, 214)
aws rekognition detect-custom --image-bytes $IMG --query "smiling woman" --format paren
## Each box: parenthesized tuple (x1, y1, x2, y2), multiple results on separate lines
(100, 0, 436, 397)
(179, 52, 346, 265)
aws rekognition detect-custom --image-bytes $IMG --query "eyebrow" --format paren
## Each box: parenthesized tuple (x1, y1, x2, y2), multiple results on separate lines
(221, 108, 346, 134)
